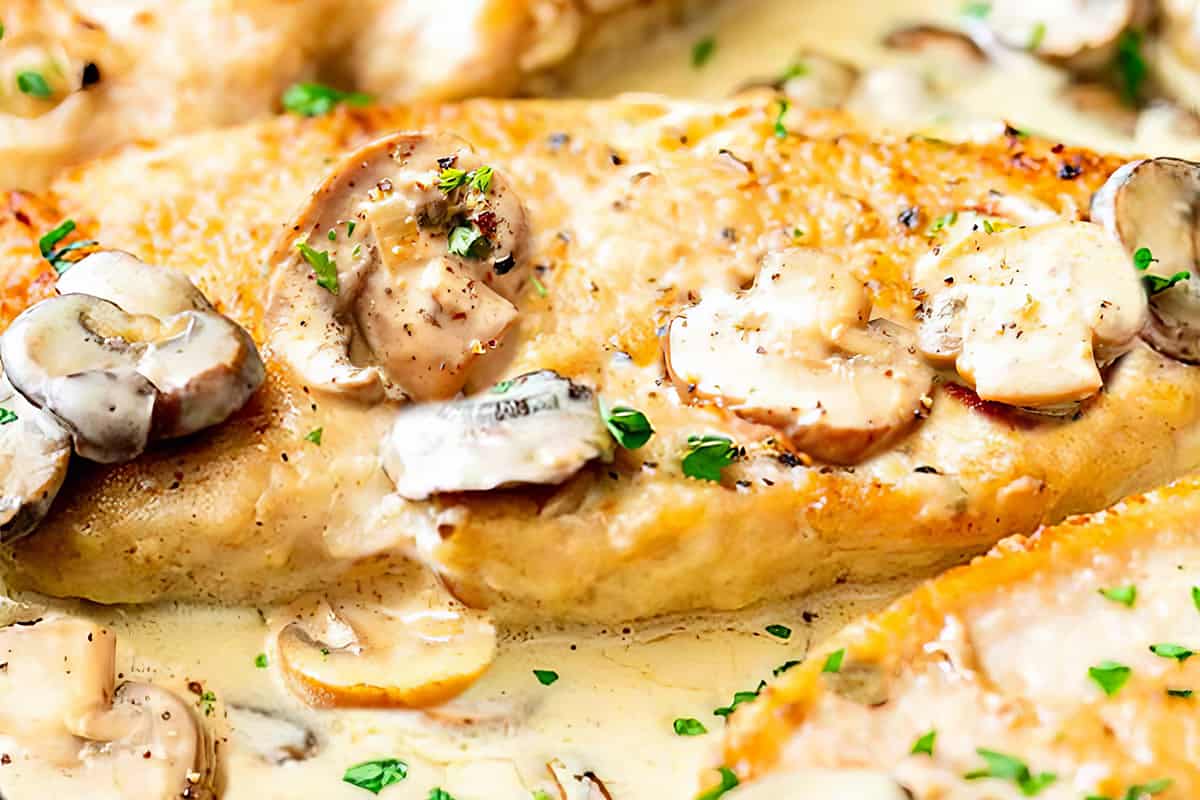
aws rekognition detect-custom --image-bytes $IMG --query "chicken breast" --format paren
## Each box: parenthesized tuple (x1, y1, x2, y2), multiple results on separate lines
(3, 97, 1200, 624)
(0, 0, 711, 188)
(719, 473, 1200, 800)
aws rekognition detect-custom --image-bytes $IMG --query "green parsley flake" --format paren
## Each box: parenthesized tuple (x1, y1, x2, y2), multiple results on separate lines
(39, 219, 74, 256)
(17, 70, 52, 98)
(530, 275, 549, 297)
(772, 659, 801, 677)
(297, 242, 338, 294)
(601, 402, 654, 450)
(282, 82, 372, 117)
(428, 789, 456, 800)
(1099, 585, 1136, 607)
(0, 408, 16, 426)
(343, 759, 408, 795)
(328, 229, 337, 241)
(682, 435, 738, 482)
(198, 690, 216, 717)
(469, 166, 493, 194)
(1089, 660, 1132, 696)
(347, 221, 357, 236)
(1167, 688, 1193, 698)
(765, 624, 792, 640)
(961, 1, 991, 18)
(0, 22, 5, 40)
(673, 717, 708, 736)
(780, 62, 809, 81)
(965, 749, 1056, 796)
(928, 211, 958, 235)
(1135, 247, 1190, 294)
(533, 669, 559, 686)
(692, 36, 717, 68)
(696, 767, 739, 800)
(438, 168, 468, 192)
(821, 648, 845, 673)
(447, 224, 488, 259)
(773, 98, 790, 139)
(304, 427, 323, 446)
(713, 688, 760, 718)
(254, 653, 268, 669)
(911, 729, 936, 757)
(1027, 21, 1047, 51)
(1193, 585, 1200, 614)
(1114, 29, 1148, 107)
(982, 218, 996, 233)
(491, 379, 515, 394)
(1133, 247, 1156, 271)
(532, 792, 554, 800)
(1150, 643, 1194, 662)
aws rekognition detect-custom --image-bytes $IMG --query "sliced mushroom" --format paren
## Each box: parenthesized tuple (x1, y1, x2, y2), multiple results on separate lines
(883, 24, 987, 63)
(265, 132, 530, 404)
(665, 249, 934, 465)
(0, 616, 215, 799)
(56, 250, 213, 318)
(0, 371, 70, 542)
(737, 52, 860, 110)
(1, 284, 264, 463)
(1061, 81, 1139, 135)
(1162, 0, 1200, 70)
(914, 220, 1147, 407)
(271, 581, 497, 709)
(1091, 157, 1200, 361)
(977, 0, 1151, 70)
(844, 67, 944, 129)
(227, 705, 318, 764)
(380, 370, 613, 500)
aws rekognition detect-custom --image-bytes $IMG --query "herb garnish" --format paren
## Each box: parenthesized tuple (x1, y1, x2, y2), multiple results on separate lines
(343, 759, 408, 794)
(1133, 247, 1190, 294)
(1089, 660, 1132, 696)
(38, 219, 96, 274)
(1150, 643, 1194, 662)
(282, 82, 372, 117)
(961, 1, 991, 18)
(1167, 688, 1193, 698)
(773, 99, 790, 139)
(469, 165, 493, 193)
(530, 275, 549, 297)
(1027, 21, 1047, 52)
(297, 242, 338, 293)
(911, 729, 936, 756)
(927, 211, 958, 235)
(673, 717, 708, 736)
(1114, 29, 1148, 106)
(17, 70, 52, 98)
(601, 402, 654, 450)
(682, 435, 738, 482)
(692, 36, 717, 68)
(965, 749, 1056, 795)
(713, 687, 761, 718)
(780, 62, 808, 81)
(1087, 778, 1174, 800)
(448, 224, 488, 259)
(428, 789, 456, 800)
(821, 648, 845, 673)
(772, 659, 801, 677)
(254, 653, 268, 668)
(533, 669, 559, 686)
(696, 767, 739, 800)
(1099, 585, 1136, 607)
(304, 427, 323, 446)
(0, 408, 16, 425)
(765, 624, 791, 640)
(198, 690, 216, 716)
(1193, 585, 1200, 614)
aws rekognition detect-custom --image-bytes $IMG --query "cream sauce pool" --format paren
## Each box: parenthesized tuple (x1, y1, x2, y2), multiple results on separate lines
(5, 0, 1199, 798)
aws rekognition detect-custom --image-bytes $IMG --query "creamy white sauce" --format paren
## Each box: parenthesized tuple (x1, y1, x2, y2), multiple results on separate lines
(5, 1, 1199, 798)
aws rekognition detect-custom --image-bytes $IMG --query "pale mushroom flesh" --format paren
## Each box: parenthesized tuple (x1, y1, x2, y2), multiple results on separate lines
(976, 0, 1148, 70)
(0, 616, 215, 800)
(0, 370, 71, 542)
(265, 131, 531, 404)
(381, 370, 614, 500)
(914, 219, 1147, 408)
(665, 249, 934, 465)
(1092, 157, 1200, 362)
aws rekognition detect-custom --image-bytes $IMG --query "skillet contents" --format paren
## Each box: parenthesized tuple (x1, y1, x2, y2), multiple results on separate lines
(2, 1, 1200, 799)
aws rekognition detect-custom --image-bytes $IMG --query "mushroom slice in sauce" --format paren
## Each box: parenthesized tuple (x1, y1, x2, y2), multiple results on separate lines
(271, 581, 497, 709)
(737, 51, 860, 110)
(665, 249, 934, 465)
(56, 250, 214, 317)
(1092, 157, 1200, 362)
(977, 0, 1150, 70)
(914, 220, 1147, 408)
(1162, 0, 1200, 70)
(227, 705, 318, 764)
(883, 24, 987, 63)
(0, 287, 265, 463)
(0, 616, 215, 799)
(265, 132, 531, 404)
(0, 371, 70, 542)
(381, 370, 613, 500)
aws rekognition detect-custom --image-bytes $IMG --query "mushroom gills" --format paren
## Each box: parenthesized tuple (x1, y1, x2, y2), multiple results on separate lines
(665, 248, 934, 465)
(227, 705, 318, 764)
(381, 370, 614, 500)
(0, 371, 71, 542)
(1092, 157, 1200, 362)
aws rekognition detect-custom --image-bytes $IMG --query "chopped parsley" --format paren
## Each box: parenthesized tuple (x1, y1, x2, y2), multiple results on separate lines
(911, 729, 936, 756)
(447, 224, 488, 259)
(1167, 688, 1193, 698)
(1150, 643, 1194, 662)
(533, 669, 559, 686)
(198, 690, 216, 716)
(530, 275, 549, 297)
(673, 717, 708, 736)
(438, 166, 493, 194)
(965, 749, 1056, 795)
(328, 229, 337, 241)
(601, 402, 654, 450)
(469, 165, 493, 193)
(254, 653, 268, 668)
(16, 70, 52, 98)
(765, 624, 792, 640)
(1088, 778, 1174, 800)
(1027, 21, 1047, 52)
(0, 408, 16, 425)
(1134, 246, 1190, 294)
(773, 98, 790, 139)
(1133, 247, 1156, 271)
(691, 36, 717, 68)
(532, 792, 554, 800)
(821, 648, 845, 673)
(297, 242, 338, 293)
(713, 687, 761, 718)
(282, 82, 372, 117)
(696, 767, 739, 800)
(1114, 29, 1148, 107)
(0, 22, 5, 40)
(1088, 660, 1132, 696)
(780, 61, 808, 81)
(1193, 585, 1200, 614)
(682, 435, 738, 482)
(38, 219, 96, 274)
(961, 1, 991, 18)
(304, 427, 323, 446)
(927, 211, 958, 235)
(772, 659, 801, 677)
(491, 379, 515, 394)
(343, 759, 408, 794)
(428, 789, 456, 800)
(1099, 585, 1136, 607)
